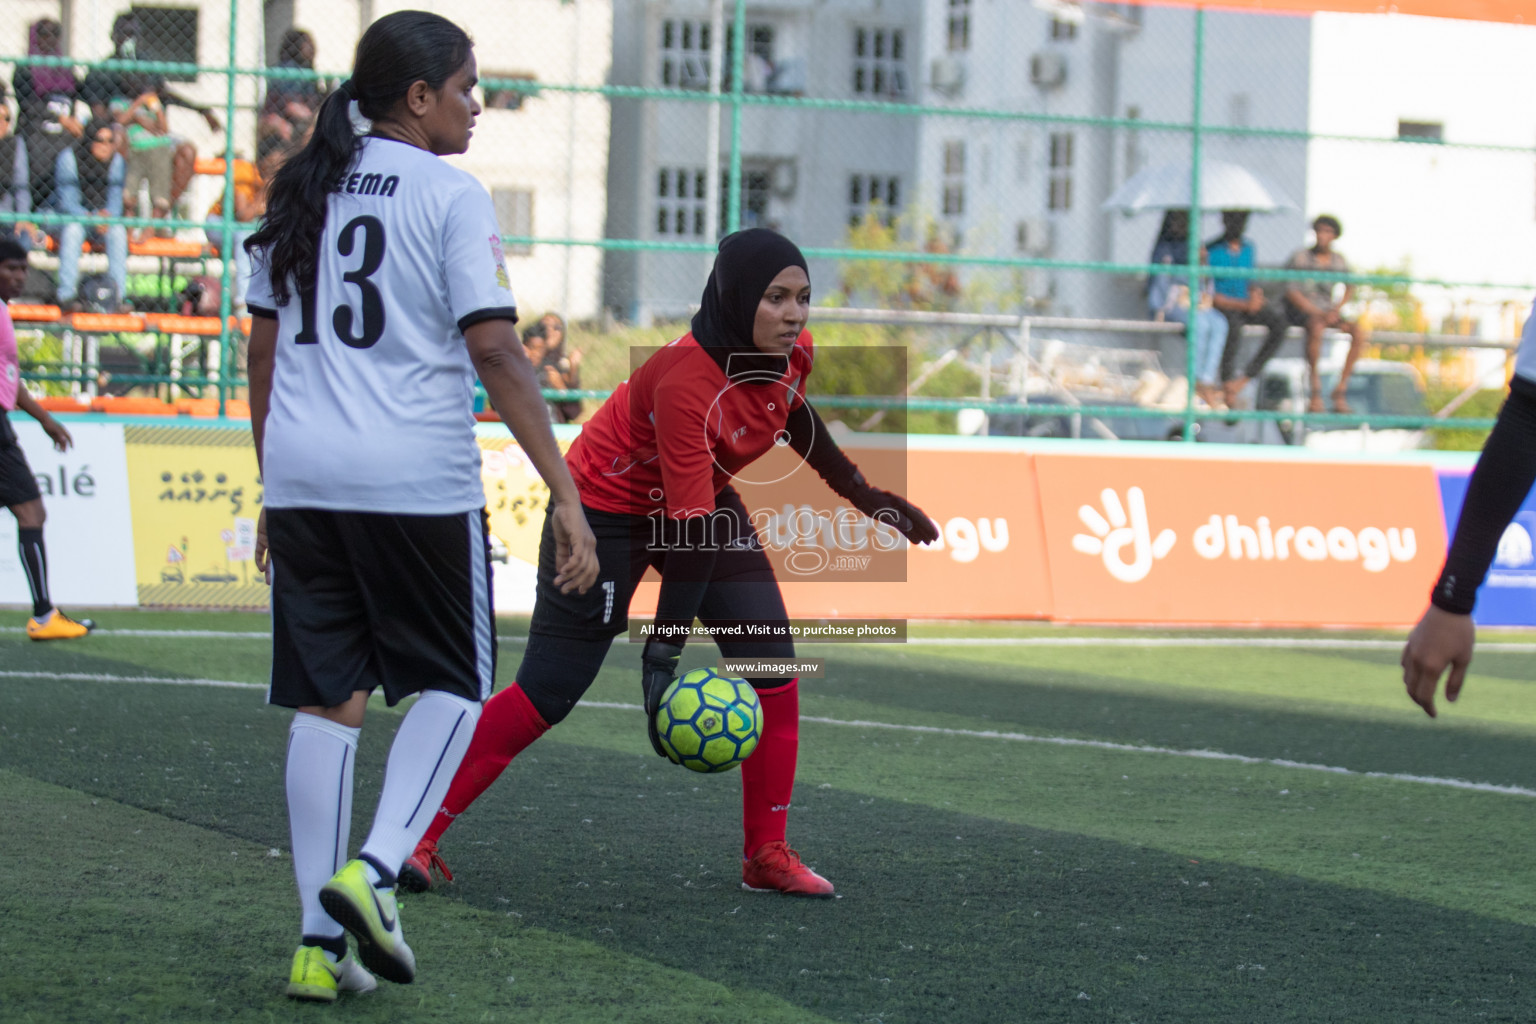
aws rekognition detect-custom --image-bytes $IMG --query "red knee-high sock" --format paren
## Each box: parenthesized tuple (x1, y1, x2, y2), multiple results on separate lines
(741, 678, 799, 859)
(422, 683, 548, 845)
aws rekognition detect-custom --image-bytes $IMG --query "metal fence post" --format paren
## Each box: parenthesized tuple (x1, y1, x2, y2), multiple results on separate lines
(1184, 6, 1207, 444)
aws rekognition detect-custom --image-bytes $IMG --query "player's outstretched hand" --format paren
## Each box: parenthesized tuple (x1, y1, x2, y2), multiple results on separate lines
(641, 638, 684, 759)
(549, 501, 598, 594)
(846, 478, 940, 545)
(253, 507, 272, 585)
(42, 416, 73, 453)
(1401, 605, 1475, 718)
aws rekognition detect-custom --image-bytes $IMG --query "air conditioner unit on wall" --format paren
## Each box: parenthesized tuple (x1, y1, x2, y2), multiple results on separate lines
(930, 56, 965, 97)
(1029, 52, 1067, 89)
(1017, 217, 1053, 256)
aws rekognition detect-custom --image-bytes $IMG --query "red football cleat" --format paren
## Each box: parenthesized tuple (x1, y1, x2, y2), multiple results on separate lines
(398, 838, 454, 894)
(741, 841, 835, 898)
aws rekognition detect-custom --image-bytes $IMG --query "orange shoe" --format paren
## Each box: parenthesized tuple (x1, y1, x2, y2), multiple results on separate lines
(398, 838, 453, 894)
(26, 611, 95, 641)
(741, 841, 834, 898)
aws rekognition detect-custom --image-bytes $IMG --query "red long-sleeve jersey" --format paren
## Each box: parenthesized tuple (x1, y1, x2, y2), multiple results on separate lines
(567, 331, 813, 518)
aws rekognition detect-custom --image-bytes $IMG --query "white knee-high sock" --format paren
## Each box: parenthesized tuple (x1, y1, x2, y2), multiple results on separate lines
(286, 713, 358, 939)
(359, 690, 481, 881)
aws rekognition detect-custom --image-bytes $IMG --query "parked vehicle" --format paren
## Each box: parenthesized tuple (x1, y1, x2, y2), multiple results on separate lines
(962, 344, 1430, 450)
(1200, 357, 1430, 451)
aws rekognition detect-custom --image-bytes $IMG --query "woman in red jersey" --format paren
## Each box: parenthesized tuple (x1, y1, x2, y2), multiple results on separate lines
(402, 228, 938, 897)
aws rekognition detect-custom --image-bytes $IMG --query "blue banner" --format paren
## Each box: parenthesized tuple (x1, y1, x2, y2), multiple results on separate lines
(1438, 469, 1536, 626)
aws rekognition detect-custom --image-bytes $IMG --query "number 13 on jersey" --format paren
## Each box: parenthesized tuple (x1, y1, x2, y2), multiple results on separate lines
(295, 215, 388, 349)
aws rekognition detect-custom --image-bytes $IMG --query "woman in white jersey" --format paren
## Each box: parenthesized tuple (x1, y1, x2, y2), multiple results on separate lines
(242, 11, 598, 1001)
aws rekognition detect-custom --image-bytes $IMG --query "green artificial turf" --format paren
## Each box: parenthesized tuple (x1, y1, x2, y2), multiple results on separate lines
(5, 611, 1536, 1022)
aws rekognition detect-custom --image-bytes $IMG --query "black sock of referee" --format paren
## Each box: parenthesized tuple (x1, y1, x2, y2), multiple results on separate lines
(18, 528, 52, 619)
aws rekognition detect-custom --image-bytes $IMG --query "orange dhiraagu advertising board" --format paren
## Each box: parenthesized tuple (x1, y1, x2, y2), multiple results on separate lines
(1033, 454, 1447, 627)
(632, 443, 1053, 620)
(1105, 0, 1528, 27)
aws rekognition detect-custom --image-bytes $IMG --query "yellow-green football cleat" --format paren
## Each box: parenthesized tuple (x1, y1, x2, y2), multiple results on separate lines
(285, 945, 378, 1002)
(319, 860, 416, 984)
(26, 611, 94, 641)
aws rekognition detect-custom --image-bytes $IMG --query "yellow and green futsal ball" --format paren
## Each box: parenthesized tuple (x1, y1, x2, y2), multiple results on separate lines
(654, 668, 763, 773)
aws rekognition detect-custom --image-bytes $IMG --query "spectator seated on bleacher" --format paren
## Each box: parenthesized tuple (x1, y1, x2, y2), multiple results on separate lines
(12, 18, 83, 220)
(0, 96, 42, 252)
(203, 139, 290, 312)
(260, 29, 326, 151)
(1146, 210, 1228, 410)
(51, 120, 126, 312)
(80, 13, 222, 237)
(1282, 215, 1369, 414)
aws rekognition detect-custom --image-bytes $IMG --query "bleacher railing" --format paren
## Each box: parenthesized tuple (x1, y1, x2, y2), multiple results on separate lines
(1, 0, 1528, 440)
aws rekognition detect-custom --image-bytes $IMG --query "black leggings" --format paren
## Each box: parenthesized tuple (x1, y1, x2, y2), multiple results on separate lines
(517, 488, 795, 725)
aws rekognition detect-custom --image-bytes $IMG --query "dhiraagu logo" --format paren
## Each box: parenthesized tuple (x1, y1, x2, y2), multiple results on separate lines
(1070, 484, 1423, 583)
(1071, 487, 1175, 583)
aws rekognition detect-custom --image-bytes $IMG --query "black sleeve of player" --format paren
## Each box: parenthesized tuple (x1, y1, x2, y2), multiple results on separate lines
(1431, 375, 1536, 614)
(651, 516, 718, 640)
(248, 303, 278, 320)
(783, 400, 861, 494)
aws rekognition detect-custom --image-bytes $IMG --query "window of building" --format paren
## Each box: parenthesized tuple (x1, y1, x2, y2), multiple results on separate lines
(724, 23, 776, 92)
(944, 140, 966, 176)
(942, 140, 965, 217)
(656, 167, 707, 237)
(660, 19, 782, 92)
(1049, 133, 1073, 169)
(1048, 131, 1073, 211)
(848, 174, 901, 227)
(1398, 120, 1444, 143)
(660, 18, 711, 89)
(1048, 178, 1072, 211)
(721, 167, 772, 230)
(853, 27, 908, 100)
(1050, 16, 1077, 41)
(947, 0, 971, 52)
(130, 5, 199, 82)
(491, 188, 534, 255)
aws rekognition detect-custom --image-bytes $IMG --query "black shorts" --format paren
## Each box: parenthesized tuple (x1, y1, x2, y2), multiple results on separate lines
(267, 507, 497, 709)
(0, 417, 42, 507)
(528, 486, 793, 655)
(1282, 300, 1315, 328)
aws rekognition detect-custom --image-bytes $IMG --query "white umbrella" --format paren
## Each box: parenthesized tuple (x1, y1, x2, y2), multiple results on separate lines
(1101, 159, 1295, 214)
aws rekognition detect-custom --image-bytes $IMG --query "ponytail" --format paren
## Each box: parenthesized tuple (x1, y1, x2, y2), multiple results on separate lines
(244, 86, 358, 306)
(245, 11, 472, 307)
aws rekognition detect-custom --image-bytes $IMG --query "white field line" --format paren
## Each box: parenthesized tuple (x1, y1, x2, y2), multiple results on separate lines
(0, 670, 264, 690)
(7, 668, 1535, 797)
(5, 627, 1536, 653)
(581, 700, 1536, 798)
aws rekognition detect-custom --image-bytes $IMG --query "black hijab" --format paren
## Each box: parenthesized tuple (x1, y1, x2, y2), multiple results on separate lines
(690, 228, 809, 379)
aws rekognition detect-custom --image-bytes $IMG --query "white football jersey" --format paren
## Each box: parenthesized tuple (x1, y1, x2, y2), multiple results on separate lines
(1515, 295, 1536, 386)
(248, 136, 517, 514)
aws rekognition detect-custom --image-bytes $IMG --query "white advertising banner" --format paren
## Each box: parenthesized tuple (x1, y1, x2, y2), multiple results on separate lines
(0, 421, 138, 610)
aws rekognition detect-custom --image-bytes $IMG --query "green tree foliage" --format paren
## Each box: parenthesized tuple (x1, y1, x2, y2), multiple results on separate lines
(17, 330, 69, 397)
(1426, 383, 1500, 451)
